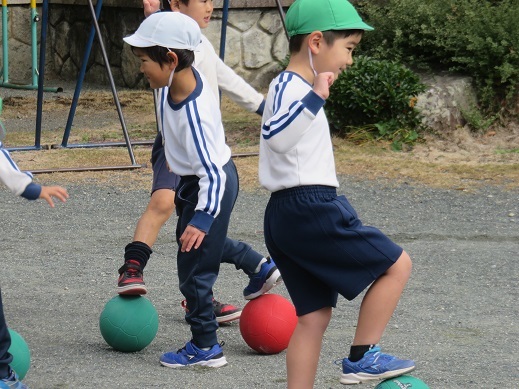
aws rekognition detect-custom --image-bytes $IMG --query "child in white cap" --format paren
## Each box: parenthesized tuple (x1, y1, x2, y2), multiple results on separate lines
(116, 0, 281, 326)
(124, 11, 247, 368)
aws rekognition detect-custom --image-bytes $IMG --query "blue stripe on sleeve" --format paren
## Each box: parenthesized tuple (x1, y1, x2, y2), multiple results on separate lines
(262, 101, 305, 139)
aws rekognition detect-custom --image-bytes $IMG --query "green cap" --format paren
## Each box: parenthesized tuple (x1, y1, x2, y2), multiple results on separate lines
(285, 0, 374, 37)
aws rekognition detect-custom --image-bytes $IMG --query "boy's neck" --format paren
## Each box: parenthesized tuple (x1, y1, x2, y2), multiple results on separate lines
(169, 67, 197, 103)
(286, 52, 315, 85)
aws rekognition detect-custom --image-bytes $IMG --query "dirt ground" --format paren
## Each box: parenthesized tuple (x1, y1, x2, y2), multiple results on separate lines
(0, 82, 518, 192)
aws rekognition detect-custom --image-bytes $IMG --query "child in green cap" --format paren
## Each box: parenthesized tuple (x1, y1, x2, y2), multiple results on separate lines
(259, 0, 416, 386)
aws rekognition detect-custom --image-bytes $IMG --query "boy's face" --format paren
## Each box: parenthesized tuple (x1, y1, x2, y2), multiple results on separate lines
(171, 0, 213, 29)
(314, 33, 362, 80)
(134, 49, 173, 89)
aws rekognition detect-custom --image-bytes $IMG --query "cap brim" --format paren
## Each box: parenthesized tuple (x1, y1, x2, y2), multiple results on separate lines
(123, 34, 155, 48)
(352, 22, 374, 31)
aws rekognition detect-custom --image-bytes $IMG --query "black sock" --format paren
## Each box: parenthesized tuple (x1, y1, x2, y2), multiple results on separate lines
(124, 241, 153, 269)
(348, 344, 375, 362)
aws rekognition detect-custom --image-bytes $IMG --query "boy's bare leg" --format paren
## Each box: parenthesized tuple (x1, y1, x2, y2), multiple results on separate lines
(287, 307, 332, 389)
(133, 188, 176, 247)
(353, 251, 412, 345)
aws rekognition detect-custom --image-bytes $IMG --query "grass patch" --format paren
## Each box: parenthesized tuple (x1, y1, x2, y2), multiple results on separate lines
(2, 89, 518, 191)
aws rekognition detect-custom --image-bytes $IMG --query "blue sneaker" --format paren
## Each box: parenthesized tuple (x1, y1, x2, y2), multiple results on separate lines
(160, 340, 228, 368)
(243, 257, 282, 300)
(0, 369, 28, 389)
(338, 346, 415, 384)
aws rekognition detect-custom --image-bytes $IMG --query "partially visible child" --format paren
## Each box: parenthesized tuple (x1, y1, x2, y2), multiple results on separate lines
(117, 0, 281, 323)
(123, 11, 258, 367)
(259, 0, 416, 387)
(0, 132, 69, 389)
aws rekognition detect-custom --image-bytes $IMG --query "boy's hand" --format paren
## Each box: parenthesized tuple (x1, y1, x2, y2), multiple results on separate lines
(143, 0, 160, 17)
(313, 72, 335, 100)
(39, 185, 69, 208)
(179, 225, 206, 252)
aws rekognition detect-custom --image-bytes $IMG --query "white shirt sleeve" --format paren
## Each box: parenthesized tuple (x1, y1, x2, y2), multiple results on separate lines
(0, 144, 40, 198)
(196, 36, 264, 113)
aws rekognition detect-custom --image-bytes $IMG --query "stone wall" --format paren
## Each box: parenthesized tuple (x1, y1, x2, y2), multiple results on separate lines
(1, 1, 478, 131)
(0, 0, 290, 89)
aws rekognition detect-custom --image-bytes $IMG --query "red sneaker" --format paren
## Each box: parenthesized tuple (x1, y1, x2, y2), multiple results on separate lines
(181, 298, 242, 323)
(117, 260, 147, 295)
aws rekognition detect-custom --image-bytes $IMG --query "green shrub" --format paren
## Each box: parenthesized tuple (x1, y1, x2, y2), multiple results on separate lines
(354, 0, 519, 114)
(326, 56, 426, 150)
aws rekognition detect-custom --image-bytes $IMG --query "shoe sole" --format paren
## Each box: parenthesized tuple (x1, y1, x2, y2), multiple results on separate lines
(117, 284, 147, 295)
(339, 366, 416, 385)
(244, 268, 283, 300)
(160, 356, 228, 369)
(216, 310, 242, 324)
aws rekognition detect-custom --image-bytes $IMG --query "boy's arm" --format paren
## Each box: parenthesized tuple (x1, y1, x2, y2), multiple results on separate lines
(216, 58, 265, 114)
(202, 37, 265, 114)
(0, 146, 40, 198)
(0, 145, 69, 206)
(261, 86, 324, 153)
(262, 72, 333, 153)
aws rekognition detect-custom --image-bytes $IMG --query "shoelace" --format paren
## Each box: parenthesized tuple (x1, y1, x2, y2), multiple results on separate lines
(333, 348, 383, 367)
(125, 268, 139, 277)
(176, 341, 226, 355)
(118, 261, 141, 277)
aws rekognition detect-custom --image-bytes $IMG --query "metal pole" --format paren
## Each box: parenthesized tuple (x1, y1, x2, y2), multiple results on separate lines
(275, 0, 289, 41)
(61, 0, 103, 147)
(34, 0, 51, 150)
(219, 0, 229, 60)
(30, 0, 39, 87)
(1, 0, 9, 83)
(0, 0, 60, 92)
(29, 164, 144, 174)
(86, 0, 137, 165)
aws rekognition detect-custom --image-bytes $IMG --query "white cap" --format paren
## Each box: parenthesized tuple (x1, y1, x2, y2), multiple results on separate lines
(123, 12, 201, 51)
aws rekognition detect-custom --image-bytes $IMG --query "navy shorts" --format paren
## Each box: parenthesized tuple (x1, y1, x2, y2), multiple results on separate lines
(151, 133, 180, 194)
(264, 185, 403, 316)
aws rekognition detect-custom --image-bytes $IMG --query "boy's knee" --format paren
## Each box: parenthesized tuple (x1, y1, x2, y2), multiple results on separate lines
(394, 250, 412, 279)
(148, 190, 176, 216)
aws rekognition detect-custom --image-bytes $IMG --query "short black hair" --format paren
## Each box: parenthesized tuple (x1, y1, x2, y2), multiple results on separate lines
(131, 45, 194, 71)
(167, 0, 190, 7)
(288, 29, 364, 53)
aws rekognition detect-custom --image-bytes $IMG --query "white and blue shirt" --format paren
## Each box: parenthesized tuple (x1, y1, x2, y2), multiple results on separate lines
(161, 68, 231, 232)
(259, 71, 339, 192)
(0, 141, 41, 199)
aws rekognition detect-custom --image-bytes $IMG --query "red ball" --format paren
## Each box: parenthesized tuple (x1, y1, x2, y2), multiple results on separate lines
(239, 294, 297, 354)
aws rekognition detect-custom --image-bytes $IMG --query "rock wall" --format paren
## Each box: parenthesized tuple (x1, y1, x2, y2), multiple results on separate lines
(1, 1, 290, 89)
(416, 74, 477, 132)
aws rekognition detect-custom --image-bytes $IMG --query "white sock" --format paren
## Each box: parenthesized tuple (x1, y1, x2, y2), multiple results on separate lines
(254, 258, 267, 273)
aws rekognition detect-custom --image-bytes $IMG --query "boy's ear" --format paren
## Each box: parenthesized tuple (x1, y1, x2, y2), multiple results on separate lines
(166, 51, 178, 68)
(169, 0, 180, 11)
(308, 31, 324, 54)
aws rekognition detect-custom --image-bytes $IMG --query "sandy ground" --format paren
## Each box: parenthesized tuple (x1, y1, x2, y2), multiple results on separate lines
(1, 177, 517, 388)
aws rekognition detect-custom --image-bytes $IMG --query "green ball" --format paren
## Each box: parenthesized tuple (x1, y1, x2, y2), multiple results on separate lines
(99, 295, 159, 352)
(375, 375, 430, 389)
(7, 329, 31, 380)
